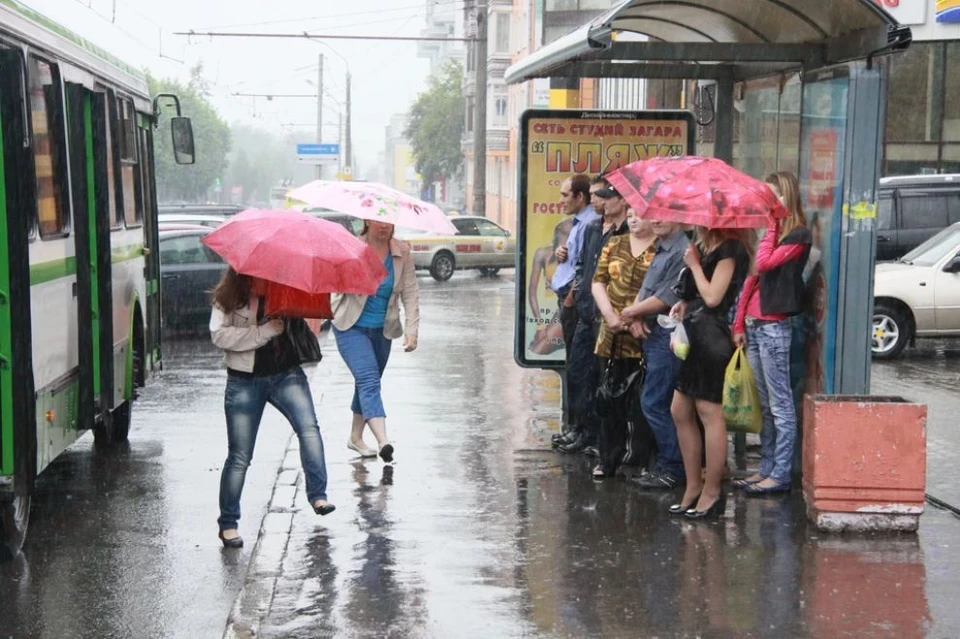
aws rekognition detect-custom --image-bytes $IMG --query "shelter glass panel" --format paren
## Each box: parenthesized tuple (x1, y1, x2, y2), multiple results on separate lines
(944, 42, 960, 142)
(886, 43, 942, 144)
(884, 143, 939, 176)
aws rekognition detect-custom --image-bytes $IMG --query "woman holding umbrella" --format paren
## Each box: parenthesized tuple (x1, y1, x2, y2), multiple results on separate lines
(211, 270, 335, 549)
(330, 220, 420, 463)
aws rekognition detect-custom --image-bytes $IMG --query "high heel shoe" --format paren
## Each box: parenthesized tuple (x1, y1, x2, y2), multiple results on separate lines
(684, 495, 726, 520)
(218, 530, 244, 548)
(313, 501, 336, 516)
(668, 491, 702, 515)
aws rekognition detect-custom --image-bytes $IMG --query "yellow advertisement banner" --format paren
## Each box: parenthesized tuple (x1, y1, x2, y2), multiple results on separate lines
(515, 109, 695, 368)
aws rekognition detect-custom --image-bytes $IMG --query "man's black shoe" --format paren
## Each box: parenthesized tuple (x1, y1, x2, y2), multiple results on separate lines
(557, 436, 591, 454)
(583, 445, 599, 458)
(631, 471, 685, 489)
(552, 430, 580, 447)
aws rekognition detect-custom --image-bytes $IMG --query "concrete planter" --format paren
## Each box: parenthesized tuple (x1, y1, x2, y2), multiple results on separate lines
(802, 395, 927, 532)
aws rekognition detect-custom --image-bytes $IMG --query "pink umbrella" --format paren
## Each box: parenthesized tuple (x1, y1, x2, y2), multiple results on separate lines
(287, 180, 459, 235)
(201, 208, 387, 295)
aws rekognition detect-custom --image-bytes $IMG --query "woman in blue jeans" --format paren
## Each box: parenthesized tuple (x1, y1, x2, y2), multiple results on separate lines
(331, 220, 420, 463)
(210, 269, 334, 548)
(732, 172, 812, 495)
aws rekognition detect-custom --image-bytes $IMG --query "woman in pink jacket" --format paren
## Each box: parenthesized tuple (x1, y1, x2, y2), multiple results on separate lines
(732, 172, 812, 495)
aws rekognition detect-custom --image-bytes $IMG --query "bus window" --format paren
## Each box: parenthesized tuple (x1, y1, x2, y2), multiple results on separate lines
(28, 56, 68, 239)
(118, 97, 141, 228)
(104, 95, 120, 228)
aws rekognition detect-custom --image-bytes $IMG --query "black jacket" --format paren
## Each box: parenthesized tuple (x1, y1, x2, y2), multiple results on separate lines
(575, 217, 629, 322)
(759, 227, 812, 316)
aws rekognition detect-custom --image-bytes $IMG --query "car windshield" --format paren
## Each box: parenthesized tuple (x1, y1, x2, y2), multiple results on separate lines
(899, 225, 960, 266)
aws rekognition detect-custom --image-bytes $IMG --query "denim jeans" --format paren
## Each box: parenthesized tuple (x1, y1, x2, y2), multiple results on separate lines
(219, 366, 328, 531)
(333, 325, 393, 419)
(745, 319, 797, 484)
(566, 318, 600, 442)
(641, 324, 684, 478)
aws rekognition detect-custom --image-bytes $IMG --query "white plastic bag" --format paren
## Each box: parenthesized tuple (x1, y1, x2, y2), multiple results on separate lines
(657, 314, 690, 360)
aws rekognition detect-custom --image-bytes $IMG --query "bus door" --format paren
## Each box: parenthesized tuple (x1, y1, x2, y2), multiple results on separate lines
(65, 83, 114, 428)
(0, 48, 39, 513)
(137, 124, 160, 371)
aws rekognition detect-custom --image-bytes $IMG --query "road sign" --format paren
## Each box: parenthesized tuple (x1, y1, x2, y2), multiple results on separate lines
(296, 143, 340, 166)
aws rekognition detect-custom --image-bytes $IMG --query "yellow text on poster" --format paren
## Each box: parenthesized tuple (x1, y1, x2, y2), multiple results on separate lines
(517, 110, 694, 369)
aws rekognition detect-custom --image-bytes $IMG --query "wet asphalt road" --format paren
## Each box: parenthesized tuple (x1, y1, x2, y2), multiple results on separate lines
(2, 270, 960, 638)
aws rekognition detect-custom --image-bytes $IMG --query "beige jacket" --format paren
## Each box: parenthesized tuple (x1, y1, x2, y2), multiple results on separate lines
(331, 238, 420, 340)
(209, 296, 285, 373)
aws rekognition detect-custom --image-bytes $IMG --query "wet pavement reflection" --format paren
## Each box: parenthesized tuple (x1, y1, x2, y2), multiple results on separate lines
(3, 271, 960, 638)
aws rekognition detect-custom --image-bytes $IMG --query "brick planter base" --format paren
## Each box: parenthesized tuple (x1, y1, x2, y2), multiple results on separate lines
(802, 395, 927, 533)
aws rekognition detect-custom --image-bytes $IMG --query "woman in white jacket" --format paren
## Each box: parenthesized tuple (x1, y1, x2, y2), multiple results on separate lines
(210, 269, 334, 549)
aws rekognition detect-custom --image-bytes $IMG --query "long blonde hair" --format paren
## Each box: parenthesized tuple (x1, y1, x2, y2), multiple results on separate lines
(694, 226, 756, 260)
(765, 171, 807, 241)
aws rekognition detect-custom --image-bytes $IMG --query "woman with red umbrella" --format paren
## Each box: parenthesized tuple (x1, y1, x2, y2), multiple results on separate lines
(210, 270, 335, 549)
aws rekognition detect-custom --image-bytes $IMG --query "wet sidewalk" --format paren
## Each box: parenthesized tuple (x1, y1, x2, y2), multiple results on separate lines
(223, 275, 960, 639)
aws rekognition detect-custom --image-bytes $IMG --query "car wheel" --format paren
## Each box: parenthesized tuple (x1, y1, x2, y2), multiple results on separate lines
(872, 302, 909, 359)
(479, 267, 500, 277)
(430, 252, 455, 282)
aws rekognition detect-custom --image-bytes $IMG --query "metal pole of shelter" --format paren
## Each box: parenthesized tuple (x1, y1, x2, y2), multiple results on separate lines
(472, 0, 488, 217)
(316, 54, 324, 180)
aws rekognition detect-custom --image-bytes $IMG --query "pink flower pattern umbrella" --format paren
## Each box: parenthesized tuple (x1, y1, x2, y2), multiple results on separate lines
(287, 180, 459, 235)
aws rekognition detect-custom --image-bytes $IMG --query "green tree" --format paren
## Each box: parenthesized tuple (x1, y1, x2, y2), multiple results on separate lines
(405, 60, 465, 187)
(148, 63, 231, 202)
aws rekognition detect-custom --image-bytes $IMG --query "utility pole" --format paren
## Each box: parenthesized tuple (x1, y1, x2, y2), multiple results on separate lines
(345, 71, 353, 176)
(316, 54, 324, 180)
(472, 0, 488, 217)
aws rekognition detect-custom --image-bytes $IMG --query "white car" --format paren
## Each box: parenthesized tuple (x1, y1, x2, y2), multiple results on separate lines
(397, 216, 516, 281)
(872, 222, 960, 358)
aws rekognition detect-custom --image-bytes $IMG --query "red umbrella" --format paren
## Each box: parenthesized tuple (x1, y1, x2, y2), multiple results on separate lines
(606, 156, 789, 229)
(201, 209, 387, 295)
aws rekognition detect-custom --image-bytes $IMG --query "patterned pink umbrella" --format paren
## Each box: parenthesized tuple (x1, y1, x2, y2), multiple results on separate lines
(606, 156, 789, 229)
(287, 180, 459, 235)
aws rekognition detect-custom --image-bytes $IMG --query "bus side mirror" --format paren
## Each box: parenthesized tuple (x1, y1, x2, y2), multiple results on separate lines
(171, 117, 195, 165)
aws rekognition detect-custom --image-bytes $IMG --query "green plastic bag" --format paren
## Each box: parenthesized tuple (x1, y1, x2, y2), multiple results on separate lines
(723, 347, 763, 434)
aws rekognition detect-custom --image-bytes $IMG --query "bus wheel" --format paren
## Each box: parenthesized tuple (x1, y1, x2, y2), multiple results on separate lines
(93, 325, 141, 444)
(0, 495, 30, 560)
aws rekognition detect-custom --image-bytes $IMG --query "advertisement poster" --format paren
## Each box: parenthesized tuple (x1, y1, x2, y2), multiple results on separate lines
(798, 69, 849, 395)
(515, 109, 695, 369)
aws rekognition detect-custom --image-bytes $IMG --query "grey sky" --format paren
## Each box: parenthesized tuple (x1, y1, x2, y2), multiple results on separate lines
(24, 0, 448, 170)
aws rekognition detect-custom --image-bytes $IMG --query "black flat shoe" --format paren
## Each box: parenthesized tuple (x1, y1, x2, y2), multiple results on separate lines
(313, 502, 336, 516)
(218, 530, 244, 548)
(669, 492, 702, 515)
(685, 495, 726, 520)
(379, 443, 394, 463)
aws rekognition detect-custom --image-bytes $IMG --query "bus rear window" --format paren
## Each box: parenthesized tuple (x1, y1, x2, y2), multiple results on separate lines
(29, 56, 68, 239)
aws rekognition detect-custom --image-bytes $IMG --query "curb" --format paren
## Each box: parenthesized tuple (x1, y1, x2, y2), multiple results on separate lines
(222, 434, 301, 639)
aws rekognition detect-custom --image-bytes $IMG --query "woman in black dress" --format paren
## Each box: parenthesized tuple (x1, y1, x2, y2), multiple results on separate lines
(668, 227, 751, 519)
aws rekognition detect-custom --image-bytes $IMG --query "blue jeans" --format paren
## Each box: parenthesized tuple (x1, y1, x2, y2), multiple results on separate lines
(641, 325, 684, 478)
(219, 366, 328, 531)
(745, 319, 797, 484)
(333, 325, 393, 419)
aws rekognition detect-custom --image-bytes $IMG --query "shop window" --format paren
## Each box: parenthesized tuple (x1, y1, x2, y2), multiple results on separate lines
(28, 56, 68, 239)
(884, 143, 939, 176)
(942, 144, 960, 174)
(945, 43, 960, 142)
(886, 43, 942, 143)
(900, 193, 949, 230)
(118, 97, 142, 228)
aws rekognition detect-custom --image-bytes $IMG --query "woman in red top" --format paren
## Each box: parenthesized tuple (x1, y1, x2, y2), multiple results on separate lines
(732, 172, 812, 494)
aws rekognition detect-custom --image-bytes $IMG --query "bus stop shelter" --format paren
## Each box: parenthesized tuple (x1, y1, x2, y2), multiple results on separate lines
(506, 0, 912, 396)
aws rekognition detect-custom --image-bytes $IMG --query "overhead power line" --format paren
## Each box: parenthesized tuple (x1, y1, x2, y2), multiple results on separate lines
(177, 31, 477, 43)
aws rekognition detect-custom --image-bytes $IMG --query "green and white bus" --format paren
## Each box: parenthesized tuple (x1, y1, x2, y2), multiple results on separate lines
(0, 1, 194, 558)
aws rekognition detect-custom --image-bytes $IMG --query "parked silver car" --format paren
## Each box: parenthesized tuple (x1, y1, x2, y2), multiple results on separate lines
(397, 216, 516, 281)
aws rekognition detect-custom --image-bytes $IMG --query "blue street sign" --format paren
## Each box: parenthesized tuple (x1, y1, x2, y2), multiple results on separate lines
(297, 143, 340, 156)
(296, 143, 340, 166)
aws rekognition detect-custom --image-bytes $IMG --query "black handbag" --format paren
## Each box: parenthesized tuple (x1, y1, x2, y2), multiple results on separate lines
(286, 318, 323, 365)
(595, 335, 645, 420)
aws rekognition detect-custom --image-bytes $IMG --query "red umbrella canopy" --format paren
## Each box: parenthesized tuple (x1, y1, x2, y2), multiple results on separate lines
(201, 209, 387, 295)
(606, 156, 789, 229)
